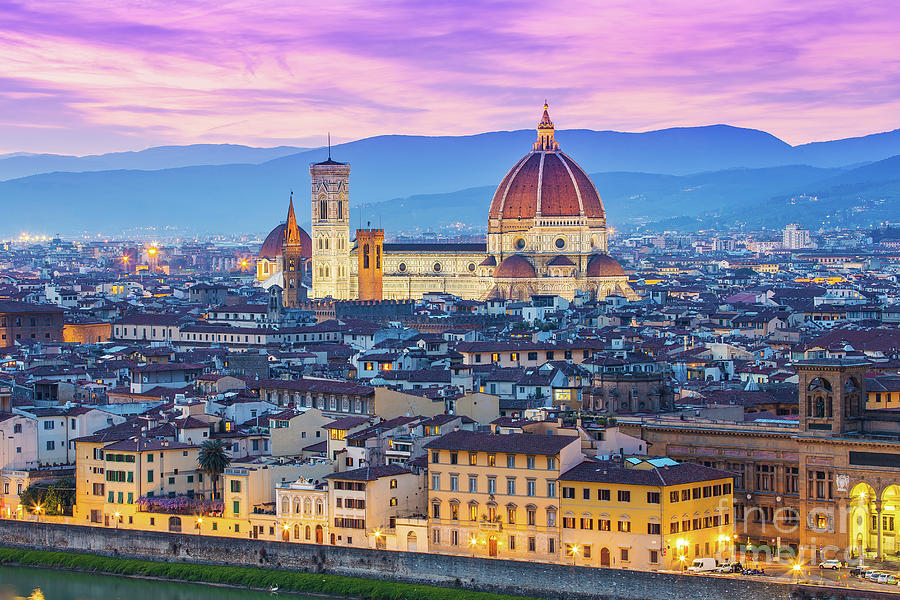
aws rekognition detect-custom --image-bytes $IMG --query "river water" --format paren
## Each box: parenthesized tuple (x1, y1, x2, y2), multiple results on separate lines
(0, 566, 323, 600)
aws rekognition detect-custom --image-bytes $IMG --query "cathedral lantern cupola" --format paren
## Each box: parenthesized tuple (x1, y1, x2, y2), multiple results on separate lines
(533, 102, 560, 152)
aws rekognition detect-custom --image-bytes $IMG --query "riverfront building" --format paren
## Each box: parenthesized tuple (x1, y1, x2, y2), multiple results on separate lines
(619, 359, 900, 563)
(558, 457, 734, 571)
(424, 430, 583, 562)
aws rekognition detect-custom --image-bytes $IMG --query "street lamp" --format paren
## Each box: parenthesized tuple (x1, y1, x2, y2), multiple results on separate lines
(679, 555, 687, 572)
(569, 544, 580, 566)
(792, 563, 803, 583)
(113, 511, 120, 529)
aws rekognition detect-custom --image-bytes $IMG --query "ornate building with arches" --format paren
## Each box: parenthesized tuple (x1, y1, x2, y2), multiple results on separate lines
(621, 359, 900, 564)
(257, 105, 637, 303)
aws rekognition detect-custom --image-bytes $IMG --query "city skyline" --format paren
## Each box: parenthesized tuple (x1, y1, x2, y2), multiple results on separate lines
(2, 0, 900, 155)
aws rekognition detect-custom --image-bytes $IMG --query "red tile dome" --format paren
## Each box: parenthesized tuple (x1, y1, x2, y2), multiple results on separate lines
(259, 223, 311, 260)
(586, 254, 625, 277)
(494, 255, 536, 278)
(488, 105, 605, 225)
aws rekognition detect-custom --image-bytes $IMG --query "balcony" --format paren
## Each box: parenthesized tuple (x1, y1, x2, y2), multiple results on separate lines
(479, 520, 502, 531)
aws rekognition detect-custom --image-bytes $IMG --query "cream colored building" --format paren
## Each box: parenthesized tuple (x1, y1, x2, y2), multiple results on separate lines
(269, 408, 330, 456)
(275, 476, 329, 543)
(325, 464, 426, 548)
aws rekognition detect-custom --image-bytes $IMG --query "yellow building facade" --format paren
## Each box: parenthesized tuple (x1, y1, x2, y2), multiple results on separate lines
(558, 458, 734, 571)
(424, 430, 582, 562)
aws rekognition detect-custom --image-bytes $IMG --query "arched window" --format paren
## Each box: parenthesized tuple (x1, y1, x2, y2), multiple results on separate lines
(304, 498, 312, 515)
(305, 525, 311, 540)
(337, 201, 343, 220)
(319, 199, 327, 221)
(294, 524, 300, 539)
(281, 498, 289, 514)
(316, 500, 324, 515)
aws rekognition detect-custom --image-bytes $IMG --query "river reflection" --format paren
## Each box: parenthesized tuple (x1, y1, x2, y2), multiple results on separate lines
(0, 566, 321, 600)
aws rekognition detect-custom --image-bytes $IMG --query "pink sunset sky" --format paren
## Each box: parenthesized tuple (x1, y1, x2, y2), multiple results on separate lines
(2, 0, 899, 155)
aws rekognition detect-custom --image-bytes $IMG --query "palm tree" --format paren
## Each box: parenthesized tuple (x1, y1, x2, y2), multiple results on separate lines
(198, 439, 230, 500)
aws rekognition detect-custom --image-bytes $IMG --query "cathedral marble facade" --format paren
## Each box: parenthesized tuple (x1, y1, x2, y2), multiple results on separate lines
(258, 105, 637, 305)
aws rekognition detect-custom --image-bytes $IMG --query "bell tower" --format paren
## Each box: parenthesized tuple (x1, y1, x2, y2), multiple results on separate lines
(282, 193, 305, 308)
(356, 228, 384, 301)
(310, 146, 351, 299)
(796, 359, 869, 434)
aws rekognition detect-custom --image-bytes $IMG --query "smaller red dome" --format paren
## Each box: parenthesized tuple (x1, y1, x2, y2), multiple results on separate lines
(259, 223, 311, 260)
(547, 255, 575, 266)
(586, 254, 625, 277)
(494, 255, 536, 278)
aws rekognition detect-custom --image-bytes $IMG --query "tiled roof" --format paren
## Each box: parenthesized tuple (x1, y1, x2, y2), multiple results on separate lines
(325, 464, 412, 481)
(560, 458, 735, 486)
(424, 430, 578, 455)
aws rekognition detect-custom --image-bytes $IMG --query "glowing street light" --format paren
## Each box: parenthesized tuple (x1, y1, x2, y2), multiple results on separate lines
(569, 544, 580, 565)
(679, 555, 687, 572)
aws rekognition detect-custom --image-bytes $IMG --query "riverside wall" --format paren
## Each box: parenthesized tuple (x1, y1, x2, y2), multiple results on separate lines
(0, 520, 882, 600)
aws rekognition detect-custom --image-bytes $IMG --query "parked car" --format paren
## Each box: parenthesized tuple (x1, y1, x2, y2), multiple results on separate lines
(849, 566, 871, 577)
(687, 558, 719, 573)
(865, 570, 886, 581)
(715, 562, 742, 574)
(818, 559, 843, 570)
(876, 572, 895, 584)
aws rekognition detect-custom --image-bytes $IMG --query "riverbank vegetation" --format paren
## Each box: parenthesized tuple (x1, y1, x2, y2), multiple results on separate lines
(0, 547, 539, 600)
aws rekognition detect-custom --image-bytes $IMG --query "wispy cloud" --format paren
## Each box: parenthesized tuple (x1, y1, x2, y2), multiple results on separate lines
(1, 0, 898, 154)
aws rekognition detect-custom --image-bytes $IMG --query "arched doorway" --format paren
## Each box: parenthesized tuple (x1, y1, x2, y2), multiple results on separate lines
(407, 531, 417, 552)
(282, 527, 290, 541)
(293, 524, 300, 540)
(882, 485, 900, 556)
(330, 533, 336, 545)
(849, 482, 877, 560)
(316, 525, 323, 544)
(168, 516, 182, 533)
(600, 547, 610, 567)
(488, 536, 498, 557)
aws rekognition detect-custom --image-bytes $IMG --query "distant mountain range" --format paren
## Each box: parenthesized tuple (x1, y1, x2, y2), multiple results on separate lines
(0, 144, 305, 181)
(2, 125, 900, 236)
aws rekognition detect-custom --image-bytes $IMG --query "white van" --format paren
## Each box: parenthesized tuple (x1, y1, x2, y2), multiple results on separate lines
(687, 558, 719, 573)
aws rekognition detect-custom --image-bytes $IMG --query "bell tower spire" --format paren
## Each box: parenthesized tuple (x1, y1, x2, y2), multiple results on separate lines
(534, 101, 560, 151)
(285, 190, 302, 246)
(282, 190, 305, 308)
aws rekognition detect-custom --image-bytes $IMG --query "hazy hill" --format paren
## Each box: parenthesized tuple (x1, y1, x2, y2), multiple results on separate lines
(0, 144, 304, 181)
(728, 155, 900, 228)
(353, 165, 845, 231)
(3, 124, 900, 234)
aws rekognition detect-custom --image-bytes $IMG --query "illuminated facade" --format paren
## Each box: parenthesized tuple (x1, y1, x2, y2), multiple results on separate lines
(258, 105, 637, 302)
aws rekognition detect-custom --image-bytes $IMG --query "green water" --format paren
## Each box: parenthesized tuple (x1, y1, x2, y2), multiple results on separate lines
(0, 566, 323, 600)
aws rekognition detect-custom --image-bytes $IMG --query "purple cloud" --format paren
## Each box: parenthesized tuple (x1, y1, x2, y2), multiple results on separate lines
(0, 0, 898, 154)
